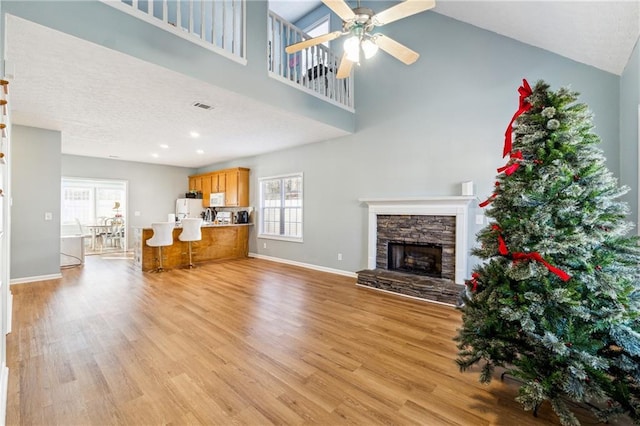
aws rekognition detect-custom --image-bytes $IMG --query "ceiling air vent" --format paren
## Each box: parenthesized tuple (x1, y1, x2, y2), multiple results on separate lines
(192, 101, 214, 110)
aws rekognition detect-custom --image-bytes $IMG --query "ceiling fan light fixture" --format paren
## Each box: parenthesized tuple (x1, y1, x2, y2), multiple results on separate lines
(361, 38, 379, 59)
(343, 35, 360, 62)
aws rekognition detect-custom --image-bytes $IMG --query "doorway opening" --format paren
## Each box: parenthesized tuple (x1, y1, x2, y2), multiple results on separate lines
(61, 177, 128, 255)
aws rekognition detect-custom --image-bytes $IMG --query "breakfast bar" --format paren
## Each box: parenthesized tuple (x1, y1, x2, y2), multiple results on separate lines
(133, 223, 251, 271)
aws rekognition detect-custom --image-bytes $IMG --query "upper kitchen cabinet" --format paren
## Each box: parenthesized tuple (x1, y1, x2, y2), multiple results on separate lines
(189, 167, 249, 207)
(224, 168, 249, 207)
(211, 172, 226, 194)
(201, 174, 212, 201)
(201, 172, 226, 207)
(189, 175, 203, 194)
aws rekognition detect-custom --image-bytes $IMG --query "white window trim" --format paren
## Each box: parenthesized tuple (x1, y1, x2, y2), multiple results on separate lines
(258, 235, 304, 243)
(258, 172, 303, 243)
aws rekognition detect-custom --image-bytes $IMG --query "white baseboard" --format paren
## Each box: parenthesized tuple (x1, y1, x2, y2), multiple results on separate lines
(0, 362, 8, 426)
(10, 273, 62, 285)
(248, 253, 357, 278)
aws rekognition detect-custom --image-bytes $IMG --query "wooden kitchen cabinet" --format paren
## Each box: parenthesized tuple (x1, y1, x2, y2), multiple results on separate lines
(224, 168, 249, 206)
(201, 175, 212, 201)
(210, 172, 225, 193)
(201, 173, 226, 207)
(189, 176, 203, 193)
(136, 224, 250, 271)
(189, 167, 249, 207)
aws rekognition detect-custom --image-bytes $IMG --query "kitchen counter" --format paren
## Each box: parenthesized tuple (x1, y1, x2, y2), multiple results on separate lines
(132, 223, 252, 229)
(133, 223, 252, 271)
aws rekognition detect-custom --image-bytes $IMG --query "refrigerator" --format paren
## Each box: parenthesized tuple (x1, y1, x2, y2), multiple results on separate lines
(176, 198, 204, 221)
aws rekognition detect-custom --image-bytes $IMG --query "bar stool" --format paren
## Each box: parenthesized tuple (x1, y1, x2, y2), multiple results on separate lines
(178, 218, 203, 268)
(146, 222, 174, 272)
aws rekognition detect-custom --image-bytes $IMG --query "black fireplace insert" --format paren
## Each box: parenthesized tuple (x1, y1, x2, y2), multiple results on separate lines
(387, 242, 442, 278)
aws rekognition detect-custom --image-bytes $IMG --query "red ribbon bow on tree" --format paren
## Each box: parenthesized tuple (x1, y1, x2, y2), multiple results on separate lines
(497, 150, 523, 176)
(491, 224, 571, 282)
(492, 224, 509, 255)
(503, 79, 532, 157)
(479, 182, 500, 208)
(512, 252, 571, 282)
(469, 272, 480, 292)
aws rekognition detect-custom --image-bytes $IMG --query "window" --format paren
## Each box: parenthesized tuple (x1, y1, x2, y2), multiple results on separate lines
(259, 173, 303, 241)
(304, 16, 330, 43)
(300, 15, 330, 72)
(61, 178, 127, 227)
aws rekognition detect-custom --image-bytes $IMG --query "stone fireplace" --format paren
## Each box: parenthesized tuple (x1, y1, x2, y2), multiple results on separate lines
(357, 197, 474, 305)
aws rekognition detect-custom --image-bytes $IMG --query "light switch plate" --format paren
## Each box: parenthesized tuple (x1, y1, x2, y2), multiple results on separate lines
(45, 212, 53, 221)
(475, 214, 484, 225)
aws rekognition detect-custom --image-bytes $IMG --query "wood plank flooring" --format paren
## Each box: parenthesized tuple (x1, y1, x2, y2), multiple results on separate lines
(6, 256, 609, 425)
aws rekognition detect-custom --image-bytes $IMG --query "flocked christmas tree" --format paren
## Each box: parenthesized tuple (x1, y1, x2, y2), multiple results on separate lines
(455, 80, 640, 425)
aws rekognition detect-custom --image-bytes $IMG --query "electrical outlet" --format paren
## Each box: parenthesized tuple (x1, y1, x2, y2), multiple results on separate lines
(134, 211, 141, 217)
(263, 242, 267, 249)
(337, 253, 342, 261)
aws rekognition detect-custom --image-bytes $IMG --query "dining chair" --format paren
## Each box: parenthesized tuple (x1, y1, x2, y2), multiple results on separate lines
(74, 218, 92, 249)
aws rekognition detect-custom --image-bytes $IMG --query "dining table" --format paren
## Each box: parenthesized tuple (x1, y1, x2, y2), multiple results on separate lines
(86, 224, 112, 251)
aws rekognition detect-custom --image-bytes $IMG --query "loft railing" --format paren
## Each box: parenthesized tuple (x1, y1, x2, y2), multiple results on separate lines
(267, 11, 354, 111)
(102, 0, 246, 64)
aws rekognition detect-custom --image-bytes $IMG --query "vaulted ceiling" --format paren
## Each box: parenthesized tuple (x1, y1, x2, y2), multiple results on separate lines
(7, 1, 639, 168)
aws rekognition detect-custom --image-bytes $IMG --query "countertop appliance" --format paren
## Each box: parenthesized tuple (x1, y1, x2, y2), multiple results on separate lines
(176, 198, 204, 222)
(237, 210, 249, 224)
(203, 207, 216, 223)
(216, 211, 232, 224)
(209, 192, 225, 207)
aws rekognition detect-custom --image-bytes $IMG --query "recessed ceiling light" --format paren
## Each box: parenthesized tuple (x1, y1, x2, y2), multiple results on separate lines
(151, 153, 159, 158)
(196, 149, 204, 154)
(108, 155, 120, 159)
(190, 131, 200, 138)
(159, 144, 169, 149)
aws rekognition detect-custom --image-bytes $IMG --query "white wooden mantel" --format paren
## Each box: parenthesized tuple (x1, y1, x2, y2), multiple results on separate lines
(359, 196, 475, 285)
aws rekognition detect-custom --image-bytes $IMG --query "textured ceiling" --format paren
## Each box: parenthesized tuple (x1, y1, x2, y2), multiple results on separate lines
(7, 1, 640, 168)
(6, 14, 349, 168)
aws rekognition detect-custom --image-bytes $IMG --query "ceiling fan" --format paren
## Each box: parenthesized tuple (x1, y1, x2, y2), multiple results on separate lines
(284, 0, 436, 79)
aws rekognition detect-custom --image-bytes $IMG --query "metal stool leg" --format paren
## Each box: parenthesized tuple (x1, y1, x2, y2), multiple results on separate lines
(154, 246, 166, 272)
(187, 241, 195, 268)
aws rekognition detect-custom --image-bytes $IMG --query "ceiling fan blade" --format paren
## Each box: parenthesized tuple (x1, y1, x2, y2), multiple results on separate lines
(285, 31, 343, 54)
(322, 0, 356, 22)
(336, 52, 354, 79)
(373, 0, 435, 26)
(374, 34, 419, 65)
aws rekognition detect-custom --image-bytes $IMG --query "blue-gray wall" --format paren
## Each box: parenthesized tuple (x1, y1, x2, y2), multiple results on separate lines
(199, 8, 622, 275)
(620, 37, 640, 231)
(11, 125, 61, 280)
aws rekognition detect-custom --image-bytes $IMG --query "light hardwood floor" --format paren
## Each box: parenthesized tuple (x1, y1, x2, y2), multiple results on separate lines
(6, 256, 605, 425)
